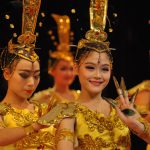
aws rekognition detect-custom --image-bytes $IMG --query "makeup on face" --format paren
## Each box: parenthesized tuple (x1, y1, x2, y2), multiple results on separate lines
(78, 51, 111, 93)
(19, 70, 40, 80)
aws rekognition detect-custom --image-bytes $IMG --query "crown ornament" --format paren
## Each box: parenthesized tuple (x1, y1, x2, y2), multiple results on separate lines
(77, 0, 111, 52)
(49, 14, 73, 62)
(8, 0, 41, 62)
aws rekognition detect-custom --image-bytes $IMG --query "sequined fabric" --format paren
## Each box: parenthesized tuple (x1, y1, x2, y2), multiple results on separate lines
(75, 103, 130, 150)
(0, 103, 56, 150)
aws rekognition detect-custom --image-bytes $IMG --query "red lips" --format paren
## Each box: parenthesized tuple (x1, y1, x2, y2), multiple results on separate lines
(25, 90, 33, 94)
(90, 80, 102, 86)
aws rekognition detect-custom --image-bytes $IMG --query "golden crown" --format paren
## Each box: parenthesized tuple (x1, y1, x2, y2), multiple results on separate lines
(77, 0, 110, 52)
(8, 0, 41, 62)
(49, 14, 73, 62)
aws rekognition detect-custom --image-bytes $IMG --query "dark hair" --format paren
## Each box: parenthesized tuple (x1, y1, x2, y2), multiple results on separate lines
(0, 48, 40, 73)
(75, 42, 113, 65)
(0, 48, 20, 72)
(0, 49, 20, 99)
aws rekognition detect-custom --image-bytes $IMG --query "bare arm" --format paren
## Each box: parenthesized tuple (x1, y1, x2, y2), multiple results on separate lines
(56, 118, 75, 150)
(0, 117, 44, 146)
(0, 126, 28, 146)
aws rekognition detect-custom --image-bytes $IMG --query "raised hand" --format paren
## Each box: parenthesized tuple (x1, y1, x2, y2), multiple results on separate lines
(112, 76, 149, 140)
(113, 76, 138, 116)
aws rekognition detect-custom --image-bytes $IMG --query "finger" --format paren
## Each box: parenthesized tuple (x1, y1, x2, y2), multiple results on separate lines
(130, 89, 139, 104)
(120, 77, 129, 105)
(113, 76, 125, 104)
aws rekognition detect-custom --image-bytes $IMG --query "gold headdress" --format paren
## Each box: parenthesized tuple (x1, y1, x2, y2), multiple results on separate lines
(77, 0, 112, 53)
(49, 14, 73, 62)
(7, 0, 41, 62)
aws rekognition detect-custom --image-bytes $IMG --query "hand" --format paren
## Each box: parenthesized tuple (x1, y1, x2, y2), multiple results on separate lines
(113, 76, 138, 116)
(113, 76, 145, 134)
(32, 122, 49, 132)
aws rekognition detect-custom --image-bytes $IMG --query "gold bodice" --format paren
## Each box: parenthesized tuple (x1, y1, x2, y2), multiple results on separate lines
(0, 103, 55, 150)
(75, 104, 130, 150)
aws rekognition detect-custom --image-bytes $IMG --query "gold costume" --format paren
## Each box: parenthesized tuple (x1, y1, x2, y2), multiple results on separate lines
(0, 103, 55, 150)
(74, 103, 130, 150)
(30, 88, 80, 149)
(0, 101, 76, 150)
(35, 99, 130, 150)
(31, 88, 80, 105)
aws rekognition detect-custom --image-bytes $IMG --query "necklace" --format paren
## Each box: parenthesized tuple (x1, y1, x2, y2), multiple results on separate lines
(80, 98, 102, 113)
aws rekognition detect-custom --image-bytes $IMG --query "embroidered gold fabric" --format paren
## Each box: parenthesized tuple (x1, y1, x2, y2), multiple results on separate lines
(138, 117, 150, 137)
(37, 102, 76, 126)
(0, 103, 56, 149)
(75, 103, 130, 150)
(32, 88, 78, 125)
(29, 88, 80, 149)
(0, 102, 10, 115)
(15, 128, 56, 150)
(55, 128, 74, 144)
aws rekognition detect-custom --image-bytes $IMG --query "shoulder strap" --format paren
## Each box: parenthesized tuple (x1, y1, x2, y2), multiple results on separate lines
(37, 102, 77, 126)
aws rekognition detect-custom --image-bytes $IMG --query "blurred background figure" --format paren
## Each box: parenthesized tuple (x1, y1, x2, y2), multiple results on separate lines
(30, 14, 80, 150)
(31, 14, 80, 106)
(128, 80, 150, 150)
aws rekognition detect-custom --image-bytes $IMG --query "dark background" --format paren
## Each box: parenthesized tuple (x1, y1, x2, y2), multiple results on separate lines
(0, 0, 149, 149)
(0, 0, 149, 98)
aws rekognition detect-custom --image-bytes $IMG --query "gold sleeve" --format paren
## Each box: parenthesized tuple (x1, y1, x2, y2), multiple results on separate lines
(138, 117, 150, 137)
(37, 102, 76, 126)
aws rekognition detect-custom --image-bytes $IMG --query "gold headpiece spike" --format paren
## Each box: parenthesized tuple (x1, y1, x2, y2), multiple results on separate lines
(113, 76, 120, 89)
(90, 0, 108, 31)
(85, 0, 108, 42)
(77, 0, 110, 52)
(49, 14, 73, 61)
(22, 0, 41, 35)
(52, 14, 70, 50)
(8, 0, 41, 62)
